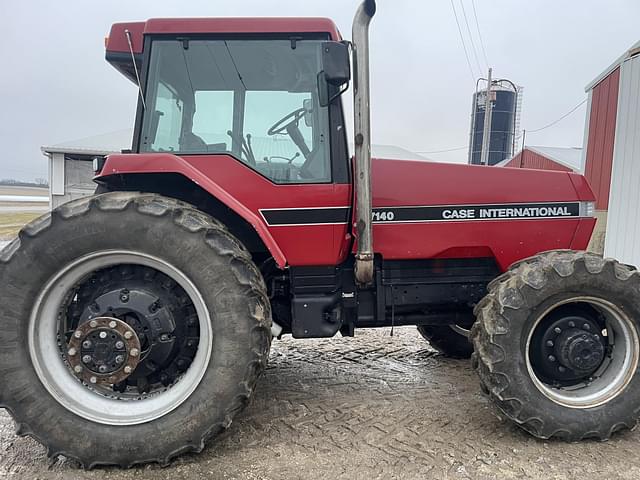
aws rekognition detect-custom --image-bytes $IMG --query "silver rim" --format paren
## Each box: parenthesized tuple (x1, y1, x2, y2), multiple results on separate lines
(525, 297, 639, 409)
(28, 251, 212, 426)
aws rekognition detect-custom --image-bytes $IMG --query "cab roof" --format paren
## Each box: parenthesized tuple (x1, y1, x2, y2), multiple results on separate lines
(106, 17, 342, 55)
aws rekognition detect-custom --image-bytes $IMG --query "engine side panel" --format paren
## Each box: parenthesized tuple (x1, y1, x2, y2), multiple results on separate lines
(368, 159, 596, 271)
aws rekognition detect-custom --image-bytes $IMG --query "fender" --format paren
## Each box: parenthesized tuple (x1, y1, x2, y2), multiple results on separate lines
(96, 153, 288, 267)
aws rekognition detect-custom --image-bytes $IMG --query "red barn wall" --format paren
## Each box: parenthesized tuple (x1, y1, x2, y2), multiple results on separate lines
(584, 67, 620, 210)
(504, 150, 572, 172)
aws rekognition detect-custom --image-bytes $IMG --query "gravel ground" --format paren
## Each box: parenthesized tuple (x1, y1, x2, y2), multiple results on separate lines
(2, 327, 640, 479)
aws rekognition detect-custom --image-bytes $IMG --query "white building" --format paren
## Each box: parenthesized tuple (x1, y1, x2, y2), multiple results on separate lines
(41, 129, 132, 208)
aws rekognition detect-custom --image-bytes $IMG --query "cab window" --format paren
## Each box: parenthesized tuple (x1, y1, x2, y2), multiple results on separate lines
(141, 39, 331, 184)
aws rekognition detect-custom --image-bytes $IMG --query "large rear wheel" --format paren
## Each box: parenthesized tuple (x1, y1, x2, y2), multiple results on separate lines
(0, 192, 272, 467)
(472, 250, 640, 440)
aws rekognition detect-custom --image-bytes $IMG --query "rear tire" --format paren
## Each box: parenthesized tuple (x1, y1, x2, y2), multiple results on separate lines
(472, 250, 640, 440)
(0, 192, 272, 467)
(417, 325, 473, 359)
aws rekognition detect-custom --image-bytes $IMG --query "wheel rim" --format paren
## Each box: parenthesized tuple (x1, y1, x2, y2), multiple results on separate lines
(28, 251, 212, 426)
(525, 296, 639, 409)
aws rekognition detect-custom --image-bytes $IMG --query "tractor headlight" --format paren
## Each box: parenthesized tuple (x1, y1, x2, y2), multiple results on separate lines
(579, 201, 595, 217)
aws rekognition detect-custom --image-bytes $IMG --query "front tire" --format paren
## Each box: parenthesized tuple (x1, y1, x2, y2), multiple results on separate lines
(0, 192, 272, 467)
(472, 250, 640, 440)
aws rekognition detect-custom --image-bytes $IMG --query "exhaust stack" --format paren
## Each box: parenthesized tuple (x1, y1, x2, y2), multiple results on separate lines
(352, 0, 376, 284)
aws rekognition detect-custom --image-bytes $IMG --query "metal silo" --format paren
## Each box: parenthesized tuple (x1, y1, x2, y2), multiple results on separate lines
(468, 79, 522, 166)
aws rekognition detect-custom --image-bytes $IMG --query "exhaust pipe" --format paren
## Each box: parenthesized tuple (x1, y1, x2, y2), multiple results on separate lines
(352, 0, 376, 285)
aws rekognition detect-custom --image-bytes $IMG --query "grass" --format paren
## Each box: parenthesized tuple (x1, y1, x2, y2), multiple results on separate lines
(0, 212, 41, 238)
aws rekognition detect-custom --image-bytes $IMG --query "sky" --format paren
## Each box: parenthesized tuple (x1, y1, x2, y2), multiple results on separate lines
(1, 0, 638, 181)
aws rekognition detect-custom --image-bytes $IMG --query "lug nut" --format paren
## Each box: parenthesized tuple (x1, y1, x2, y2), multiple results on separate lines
(558, 366, 566, 373)
(67, 348, 77, 357)
(568, 321, 575, 328)
(554, 327, 562, 334)
(130, 348, 139, 357)
(109, 320, 117, 329)
(89, 376, 97, 384)
(115, 355, 124, 364)
(546, 340, 554, 347)
(74, 330, 82, 339)
(124, 366, 133, 374)
(583, 323, 591, 330)
(82, 340, 92, 349)
(548, 355, 556, 362)
(74, 365, 83, 373)
(82, 355, 92, 364)
(98, 365, 108, 373)
(115, 341, 125, 349)
(90, 320, 98, 328)
(99, 331, 108, 339)
(124, 331, 133, 340)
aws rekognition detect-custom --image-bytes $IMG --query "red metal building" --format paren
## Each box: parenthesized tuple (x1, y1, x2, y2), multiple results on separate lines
(583, 69, 620, 210)
(581, 40, 640, 261)
(501, 146, 582, 172)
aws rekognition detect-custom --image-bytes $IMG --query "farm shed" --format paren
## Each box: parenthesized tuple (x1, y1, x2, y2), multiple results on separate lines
(582, 40, 640, 261)
(41, 129, 132, 208)
(499, 146, 582, 172)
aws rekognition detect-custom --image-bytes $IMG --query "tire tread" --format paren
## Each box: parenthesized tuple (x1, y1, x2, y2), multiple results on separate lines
(472, 250, 640, 441)
(0, 192, 272, 468)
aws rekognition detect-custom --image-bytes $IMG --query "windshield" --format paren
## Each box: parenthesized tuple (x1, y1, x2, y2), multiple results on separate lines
(140, 38, 332, 184)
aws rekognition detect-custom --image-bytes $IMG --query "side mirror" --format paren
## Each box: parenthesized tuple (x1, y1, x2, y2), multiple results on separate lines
(318, 41, 351, 107)
(322, 41, 351, 86)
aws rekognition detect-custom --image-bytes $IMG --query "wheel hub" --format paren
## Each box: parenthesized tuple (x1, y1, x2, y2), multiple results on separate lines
(64, 264, 200, 395)
(556, 328, 605, 372)
(532, 312, 607, 384)
(67, 317, 141, 385)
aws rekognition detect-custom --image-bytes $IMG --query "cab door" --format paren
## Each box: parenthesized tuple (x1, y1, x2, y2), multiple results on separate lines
(138, 37, 353, 266)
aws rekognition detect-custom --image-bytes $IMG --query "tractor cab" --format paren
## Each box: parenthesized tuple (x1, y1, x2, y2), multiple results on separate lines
(106, 19, 351, 185)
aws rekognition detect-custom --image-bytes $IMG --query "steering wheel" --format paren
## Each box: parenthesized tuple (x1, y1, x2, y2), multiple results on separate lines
(267, 107, 306, 136)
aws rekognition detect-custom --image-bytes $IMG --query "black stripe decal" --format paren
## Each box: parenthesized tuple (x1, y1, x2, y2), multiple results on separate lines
(372, 202, 581, 223)
(261, 208, 351, 226)
(260, 202, 582, 227)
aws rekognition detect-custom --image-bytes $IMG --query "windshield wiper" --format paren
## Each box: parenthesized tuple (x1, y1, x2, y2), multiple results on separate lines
(224, 41, 247, 91)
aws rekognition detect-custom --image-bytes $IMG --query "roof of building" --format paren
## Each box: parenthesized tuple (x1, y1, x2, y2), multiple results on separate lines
(498, 145, 583, 172)
(586, 39, 640, 91)
(368, 145, 430, 162)
(42, 129, 431, 162)
(41, 129, 133, 156)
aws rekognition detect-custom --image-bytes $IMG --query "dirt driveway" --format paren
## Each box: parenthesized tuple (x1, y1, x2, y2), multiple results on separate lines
(1, 327, 640, 480)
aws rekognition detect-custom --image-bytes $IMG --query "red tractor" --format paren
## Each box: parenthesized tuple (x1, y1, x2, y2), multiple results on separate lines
(2, 1, 639, 468)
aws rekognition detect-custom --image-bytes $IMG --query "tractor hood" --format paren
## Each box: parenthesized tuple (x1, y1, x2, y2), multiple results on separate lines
(371, 158, 595, 213)
(368, 157, 596, 269)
